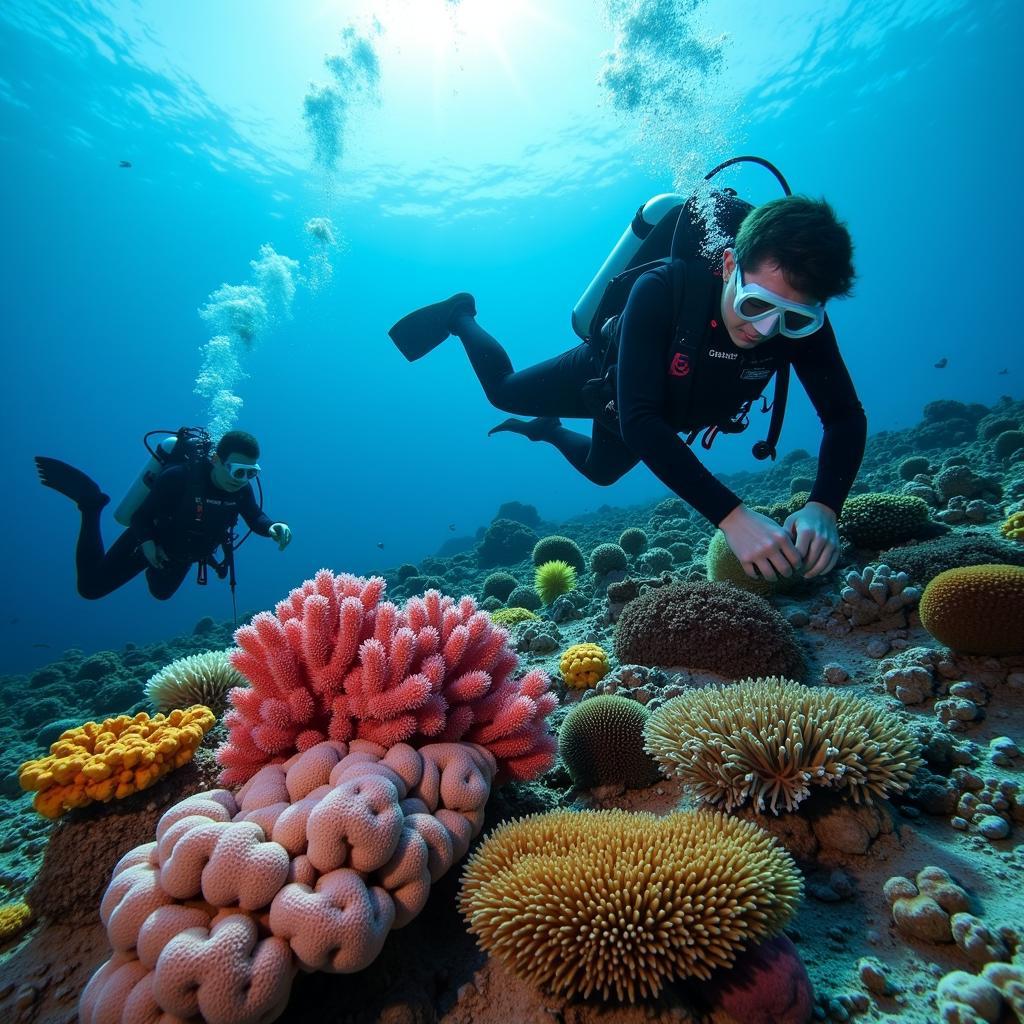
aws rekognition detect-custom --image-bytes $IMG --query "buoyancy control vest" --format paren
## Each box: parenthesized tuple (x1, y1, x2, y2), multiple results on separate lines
(577, 157, 793, 461)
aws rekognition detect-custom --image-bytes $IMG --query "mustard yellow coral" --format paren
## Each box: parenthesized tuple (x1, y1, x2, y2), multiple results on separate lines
(0, 901, 33, 942)
(459, 809, 802, 1001)
(489, 607, 539, 627)
(919, 564, 1024, 655)
(1001, 511, 1024, 542)
(18, 705, 215, 818)
(559, 642, 610, 688)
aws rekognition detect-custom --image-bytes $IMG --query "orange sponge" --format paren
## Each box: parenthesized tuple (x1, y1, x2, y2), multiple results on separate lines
(918, 564, 1024, 655)
(19, 706, 216, 818)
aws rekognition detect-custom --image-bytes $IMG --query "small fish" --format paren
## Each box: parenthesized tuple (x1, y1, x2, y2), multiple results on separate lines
(32, 643, 51, 649)
(448, 523, 456, 531)
(376, 541, 385, 549)
(998, 368, 1009, 375)
(934, 357, 948, 369)
(119, 160, 132, 168)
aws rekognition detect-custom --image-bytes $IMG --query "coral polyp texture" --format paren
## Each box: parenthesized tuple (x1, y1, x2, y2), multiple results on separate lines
(458, 808, 802, 1002)
(613, 580, 806, 680)
(838, 492, 931, 548)
(558, 695, 661, 789)
(0, 901, 33, 942)
(220, 570, 557, 786)
(918, 563, 1024, 655)
(80, 739, 496, 1024)
(488, 607, 538, 627)
(533, 559, 577, 605)
(643, 677, 923, 813)
(18, 706, 216, 819)
(145, 649, 245, 716)
(558, 642, 610, 688)
(1001, 510, 1024, 541)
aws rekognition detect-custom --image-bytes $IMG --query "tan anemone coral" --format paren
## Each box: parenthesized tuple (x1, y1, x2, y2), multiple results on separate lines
(458, 808, 802, 1002)
(643, 677, 922, 814)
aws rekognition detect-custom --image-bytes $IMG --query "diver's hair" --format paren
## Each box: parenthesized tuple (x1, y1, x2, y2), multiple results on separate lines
(734, 196, 855, 302)
(216, 430, 260, 461)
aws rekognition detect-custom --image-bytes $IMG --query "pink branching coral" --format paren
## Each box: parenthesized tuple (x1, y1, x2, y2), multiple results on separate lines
(218, 570, 557, 786)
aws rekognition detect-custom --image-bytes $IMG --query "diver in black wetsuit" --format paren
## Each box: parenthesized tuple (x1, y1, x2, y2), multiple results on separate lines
(388, 196, 867, 582)
(35, 430, 292, 600)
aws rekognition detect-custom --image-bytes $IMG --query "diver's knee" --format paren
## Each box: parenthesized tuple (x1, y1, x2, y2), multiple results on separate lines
(586, 467, 626, 486)
(77, 582, 107, 601)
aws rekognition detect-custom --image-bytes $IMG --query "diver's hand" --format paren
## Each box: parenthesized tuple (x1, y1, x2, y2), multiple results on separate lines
(269, 523, 292, 550)
(718, 505, 804, 581)
(141, 540, 169, 569)
(784, 501, 839, 579)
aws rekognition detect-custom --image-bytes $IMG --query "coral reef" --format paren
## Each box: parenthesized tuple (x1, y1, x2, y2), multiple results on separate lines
(487, 608, 537, 628)
(0, 900, 32, 942)
(879, 532, 1024, 584)
(825, 562, 921, 629)
(558, 695, 661, 789)
(558, 642, 609, 689)
(458, 809, 802, 1000)
(80, 740, 495, 1023)
(618, 526, 647, 556)
(19, 706, 215, 818)
(883, 866, 972, 943)
(481, 572, 517, 602)
(477, 518, 538, 568)
(643, 677, 922, 812)
(531, 535, 585, 573)
(838, 493, 932, 548)
(588, 542, 628, 576)
(220, 571, 557, 786)
(919, 564, 1024, 655)
(1001, 510, 1024, 541)
(614, 581, 806, 679)
(145, 650, 244, 716)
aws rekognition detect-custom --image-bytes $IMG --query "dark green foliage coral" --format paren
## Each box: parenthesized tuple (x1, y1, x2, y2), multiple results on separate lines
(994, 430, 1024, 460)
(589, 543, 628, 576)
(478, 518, 539, 568)
(838, 493, 931, 548)
(618, 527, 648, 557)
(397, 563, 419, 581)
(482, 571, 518, 601)
(879, 533, 1024, 585)
(898, 457, 930, 481)
(532, 535, 585, 572)
(559, 695, 662, 789)
(614, 580, 806, 680)
(506, 585, 542, 611)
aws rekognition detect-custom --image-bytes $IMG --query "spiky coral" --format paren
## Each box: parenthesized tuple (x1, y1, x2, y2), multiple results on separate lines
(459, 809, 802, 1001)
(643, 677, 922, 814)
(18, 707, 216, 818)
(219, 570, 557, 786)
(145, 649, 245, 716)
(534, 560, 576, 606)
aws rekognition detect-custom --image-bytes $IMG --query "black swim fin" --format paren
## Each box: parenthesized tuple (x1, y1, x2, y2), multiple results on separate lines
(388, 292, 476, 361)
(34, 456, 109, 509)
(488, 416, 562, 441)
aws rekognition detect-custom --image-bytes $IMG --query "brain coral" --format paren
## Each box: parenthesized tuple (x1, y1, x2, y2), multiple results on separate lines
(919, 564, 1024, 655)
(18, 706, 216, 819)
(614, 581, 806, 680)
(559, 643, 610, 688)
(558, 695, 661, 789)
(145, 650, 244, 716)
(458, 809, 802, 1001)
(532, 535, 585, 572)
(838, 493, 931, 548)
(643, 677, 922, 813)
(880, 533, 1024, 584)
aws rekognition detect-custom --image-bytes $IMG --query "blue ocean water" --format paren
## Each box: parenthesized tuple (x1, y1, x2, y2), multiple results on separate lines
(1, 0, 1020, 674)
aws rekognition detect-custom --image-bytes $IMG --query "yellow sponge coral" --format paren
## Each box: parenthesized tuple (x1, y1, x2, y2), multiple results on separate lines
(18, 705, 216, 818)
(0, 901, 33, 942)
(559, 642, 610, 688)
(489, 607, 539, 627)
(919, 564, 1024, 656)
(1001, 511, 1024, 542)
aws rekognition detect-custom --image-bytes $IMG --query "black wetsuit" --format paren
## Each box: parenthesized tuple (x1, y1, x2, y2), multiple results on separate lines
(453, 266, 867, 524)
(75, 464, 273, 600)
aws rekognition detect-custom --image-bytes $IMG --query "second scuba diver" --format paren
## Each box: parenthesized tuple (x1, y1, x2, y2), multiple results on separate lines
(35, 429, 291, 600)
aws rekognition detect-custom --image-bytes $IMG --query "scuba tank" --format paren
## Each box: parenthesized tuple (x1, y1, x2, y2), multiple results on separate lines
(113, 432, 185, 526)
(571, 193, 685, 341)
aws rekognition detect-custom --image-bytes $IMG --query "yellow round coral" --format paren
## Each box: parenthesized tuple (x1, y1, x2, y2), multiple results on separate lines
(919, 564, 1024, 655)
(1001, 511, 1024, 542)
(0, 901, 33, 942)
(459, 808, 802, 1002)
(559, 642, 609, 688)
(18, 705, 216, 818)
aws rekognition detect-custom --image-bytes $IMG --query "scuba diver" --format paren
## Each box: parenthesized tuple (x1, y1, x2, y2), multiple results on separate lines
(388, 159, 867, 582)
(34, 428, 292, 601)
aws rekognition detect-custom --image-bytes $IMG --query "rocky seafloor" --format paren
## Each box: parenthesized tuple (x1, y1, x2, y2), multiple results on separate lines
(1, 394, 1023, 1024)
